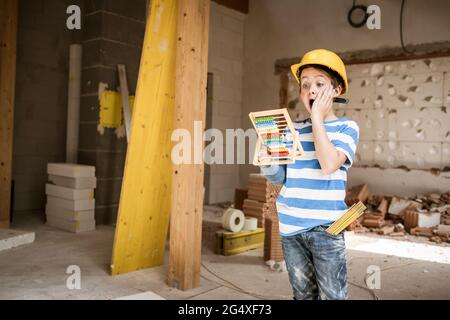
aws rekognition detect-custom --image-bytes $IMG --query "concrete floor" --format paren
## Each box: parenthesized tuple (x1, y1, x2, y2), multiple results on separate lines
(1, 208, 450, 300)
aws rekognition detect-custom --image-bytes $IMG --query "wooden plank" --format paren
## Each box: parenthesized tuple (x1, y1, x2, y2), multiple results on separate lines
(0, 0, 18, 228)
(168, 0, 210, 291)
(110, 0, 178, 276)
(117, 64, 132, 143)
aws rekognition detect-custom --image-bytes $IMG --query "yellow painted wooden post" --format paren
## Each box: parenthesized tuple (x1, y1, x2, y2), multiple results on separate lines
(168, 0, 210, 290)
(0, 0, 18, 229)
(111, 0, 178, 275)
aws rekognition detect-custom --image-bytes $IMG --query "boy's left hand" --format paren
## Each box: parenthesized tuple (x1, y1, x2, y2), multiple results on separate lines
(311, 85, 335, 122)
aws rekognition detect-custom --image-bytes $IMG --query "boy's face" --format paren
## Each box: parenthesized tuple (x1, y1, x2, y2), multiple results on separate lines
(299, 67, 341, 114)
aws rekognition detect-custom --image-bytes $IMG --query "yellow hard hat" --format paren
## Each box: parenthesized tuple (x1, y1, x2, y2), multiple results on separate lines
(290, 49, 348, 95)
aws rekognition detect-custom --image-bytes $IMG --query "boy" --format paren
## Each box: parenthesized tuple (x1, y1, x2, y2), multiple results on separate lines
(260, 49, 359, 300)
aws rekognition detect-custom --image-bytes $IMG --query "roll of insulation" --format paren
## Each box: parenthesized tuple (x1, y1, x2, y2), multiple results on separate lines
(243, 217, 258, 231)
(222, 208, 245, 232)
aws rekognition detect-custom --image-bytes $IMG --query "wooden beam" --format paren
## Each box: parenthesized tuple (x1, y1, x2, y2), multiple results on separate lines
(117, 64, 131, 143)
(212, 0, 248, 14)
(110, 0, 178, 275)
(168, 0, 210, 291)
(274, 41, 450, 74)
(0, 0, 18, 229)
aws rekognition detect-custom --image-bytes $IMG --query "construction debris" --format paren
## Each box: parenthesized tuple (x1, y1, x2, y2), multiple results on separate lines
(243, 174, 281, 228)
(350, 188, 450, 244)
(345, 184, 370, 205)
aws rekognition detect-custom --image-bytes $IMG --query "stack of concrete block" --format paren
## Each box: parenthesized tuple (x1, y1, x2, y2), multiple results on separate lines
(45, 163, 96, 233)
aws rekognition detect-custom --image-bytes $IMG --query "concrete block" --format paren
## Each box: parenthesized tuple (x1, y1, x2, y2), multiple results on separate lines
(48, 175, 97, 189)
(444, 72, 450, 107)
(377, 72, 444, 108)
(47, 196, 95, 211)
(13, 173, 46, 193)
(82, 12, 103, 41)
(347, 109, 387, 141)
(46, 215, 96, 233)
(47, 163, 95, 178)
(13, 191, 45, 212)
(84, 0, 147, 22)
(95, 178, 122, 206)
(221, 14, 244, 34)
(79, 123, 128, 152)
(214, 188, 235, 203)
(45, 204, 95, 221)
(395, 142, 442, 169)
(355, 140, 374, 166)
(80, 95, 100, 122)
(373, 141, 390, 168)
(218, 100, 241, 117)
(94, 205, 118, 225)
(388, 107, 449, 142)
(97, 40, 142, 77)
(13, 155, 48, 176)
(208, 56, 231, 72)
(211, 114, 241, 131)
(0, 229, 35, 252)
(94, 151, 126, 179)
(418, 212, 441, 228)
(345, 76, 376, 109)
(101, 13, 145, 48)
(442, 143, 450, 169)
(81, 67, 128, 95)
(46, 184, 94, 200)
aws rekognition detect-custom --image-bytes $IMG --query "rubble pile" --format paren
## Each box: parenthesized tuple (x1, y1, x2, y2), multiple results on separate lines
(345, 184, 450, 243)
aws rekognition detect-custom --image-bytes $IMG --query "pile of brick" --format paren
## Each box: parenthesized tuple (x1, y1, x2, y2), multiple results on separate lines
(264, 215, 284, 262)
(242, 174, 283, 262)
(242, 174, 281, 228)
(344, 184, 370, 231)
(346, 184, 450, 243)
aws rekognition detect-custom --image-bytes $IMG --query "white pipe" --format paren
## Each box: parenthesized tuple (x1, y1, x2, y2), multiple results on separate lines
(66, 44, 82, 164)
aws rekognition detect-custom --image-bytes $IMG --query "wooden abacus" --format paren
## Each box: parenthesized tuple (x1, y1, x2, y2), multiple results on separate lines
(249, 108, 302, 166)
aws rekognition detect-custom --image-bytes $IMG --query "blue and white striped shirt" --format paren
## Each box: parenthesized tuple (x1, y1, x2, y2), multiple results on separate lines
(261, 117, 359, 236)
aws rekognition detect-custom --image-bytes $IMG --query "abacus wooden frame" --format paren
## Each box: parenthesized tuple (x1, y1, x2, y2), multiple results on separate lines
(249, 108, 302, 166)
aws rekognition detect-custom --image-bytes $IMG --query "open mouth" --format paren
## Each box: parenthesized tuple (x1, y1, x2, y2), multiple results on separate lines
(309, 99, 315, 108)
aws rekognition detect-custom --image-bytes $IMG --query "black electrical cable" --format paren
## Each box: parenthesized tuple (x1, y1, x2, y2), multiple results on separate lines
(400, 0, 415, 53)
(347, 0, 368, 28)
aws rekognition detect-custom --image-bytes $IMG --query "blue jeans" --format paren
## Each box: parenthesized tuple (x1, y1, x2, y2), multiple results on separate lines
(281, 225, 348, 300)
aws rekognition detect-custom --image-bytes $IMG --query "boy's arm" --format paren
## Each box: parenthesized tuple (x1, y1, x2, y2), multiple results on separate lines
(311, 86, 348, 174)
(311, 119, 347, 174)
(260, 165, 286, 186)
